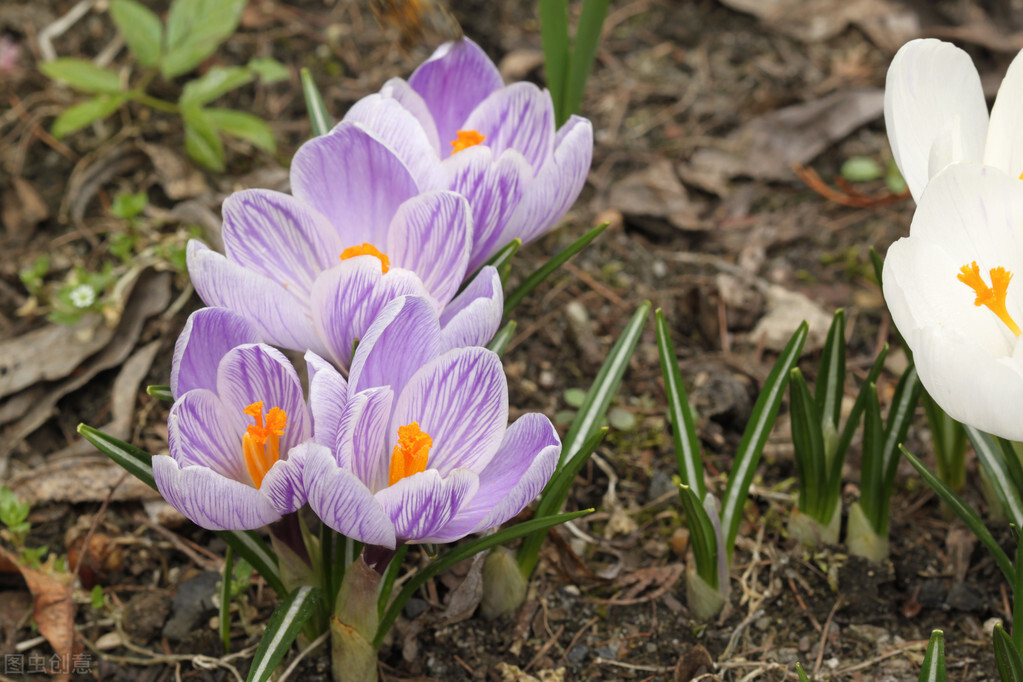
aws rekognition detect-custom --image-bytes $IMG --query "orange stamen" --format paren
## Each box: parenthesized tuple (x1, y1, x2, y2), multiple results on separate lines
(958, 261, 1022, 337)
(388, 422, 432, 486)
(340, 243, 390, 273)
(450, 129, 485, 155)
(242, 401, 287, 488)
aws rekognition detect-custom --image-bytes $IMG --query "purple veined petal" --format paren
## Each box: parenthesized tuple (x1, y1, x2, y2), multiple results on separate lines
(462, 82, 555, 174)
(171, 307, 261, 399)
(408, 38, 504, 154)
(216, 344, 313, 456)
(441, 146, 532, 271)
(335, 386, 394, 491)
(260, 441, 316, 514)
(500, 115, 593, 246)
(291, 124, 420, 245)
(168, 389, 246, 480)
(304, 447, 397, 547)
(439, 266, 503, 352)
(221, 189, 343, 302)
(425, 415, 559, 542)
(348, 295, 442, 396)
(305, 351, 349, 448)
(187, 240, 331, 359)
(343, 96, 446, 192)
(153, 455, 282, 530)
(374, 468, 479, 543)
(391, 346, 508, 476)
(310, 261, 433, 371)
(385, 191, 472, 306)
(379, 77, 442, 155)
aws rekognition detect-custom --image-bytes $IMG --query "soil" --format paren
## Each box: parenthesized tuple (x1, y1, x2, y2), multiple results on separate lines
(0, 0, 1018, 680)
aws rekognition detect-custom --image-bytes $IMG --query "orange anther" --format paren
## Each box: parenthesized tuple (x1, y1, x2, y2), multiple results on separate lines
(958, 261, 1022, 337)
(242, 402, 287, 488)
(450, 129, 486, 155)
(388, 422, 432, 486)
(340, 243, 390, 273)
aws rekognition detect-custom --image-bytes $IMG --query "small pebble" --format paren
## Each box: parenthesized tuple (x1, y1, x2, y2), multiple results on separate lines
(797, 636, 811, 652)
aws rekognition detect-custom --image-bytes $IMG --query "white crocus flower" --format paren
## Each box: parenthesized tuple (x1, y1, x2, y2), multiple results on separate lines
(884, 38, 1023, 203)
(882, 162, 1023, 440)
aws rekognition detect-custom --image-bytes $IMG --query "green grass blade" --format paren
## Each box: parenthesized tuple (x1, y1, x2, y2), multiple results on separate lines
(859, 383, 884, 530)
(1016, 537, 1023, 653)
(539, 0, 570, 125)
(486, 320, 517, 356)
(220, 545, 234, 653)
(877, 364, 922, 532)
(918, 630, 945, 682)
(721, 322, 808, 552)
(789, 368, 826, 518)
(562, 0, 610, 122)
(655, 308, 704, 498)
(376, 508, 592, 648)
(377, 544, 409, 618)
(146, 384, 174, 402)
(966, 426, 1023, 528)
(922, 392, 967, 490)
(995, 623, 1023, 682)
(796, 662, 811, 681)
(503, 223, 607, 317)
(832, 344, 887, 471)
(902, 446, 1015, 584)
(678, 485, 718, 588)
(814, 309, 846, 432)
(245, 586, 322, 682)
(300, 68, 331, 137)
(216, 530, 288, 597)
(78, 423, 156, 490)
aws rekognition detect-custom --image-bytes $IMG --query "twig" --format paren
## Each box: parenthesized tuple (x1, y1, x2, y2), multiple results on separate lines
(813, 594, 844, 675)
(792, 162, 909, 208)
(36, 0, 95, 62)
(71, 471, 128, 585)
(277, 631, 329, 682)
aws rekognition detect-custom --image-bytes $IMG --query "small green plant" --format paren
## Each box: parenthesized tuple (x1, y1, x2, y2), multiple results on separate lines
(538, 0, 610, 126)
(40, 0, 284, 171)
(0, 486, 48, 568)
(47, 264, 116, 326)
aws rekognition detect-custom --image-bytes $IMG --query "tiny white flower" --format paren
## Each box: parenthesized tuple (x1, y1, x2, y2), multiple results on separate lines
(69, 284, 96, 308)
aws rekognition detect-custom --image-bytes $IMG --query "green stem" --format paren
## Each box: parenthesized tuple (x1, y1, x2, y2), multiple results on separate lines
(128, 90, 178, 113)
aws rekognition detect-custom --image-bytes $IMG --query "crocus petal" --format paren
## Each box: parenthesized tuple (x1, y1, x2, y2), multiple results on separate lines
(153, 455, 281, 530)
(439, 266, 503, 352)
(408, 38, 504, 152)
(391, 346, 508, 475)
(342, 95, 446, 192)
(221, 189, 343, 301)
(310, 261, 432, 370)
(374, 468, 479, 543)
(291, 124, 420, 245)
(379, 77, 442, 155)
(500, 115, 593, 247)
(462, 82, 556, 174)
(260, 442, 315, 514)
(983, 48, 1023, 176)
(171, 307, 261, 399)
(348, 295, 442, 396)
(304, 447, 397, 547)
(336, 386, 394, 491)
(442, 145, 532, 271)
(305, 351, 349, 448)
(168, 389, 246, 480)
(426, 413, 560, 542)
(883, 38, 988, 202)
(187, 240, 329, 358)
(216, 344, 312, 455)
(386, 191, 472, 306)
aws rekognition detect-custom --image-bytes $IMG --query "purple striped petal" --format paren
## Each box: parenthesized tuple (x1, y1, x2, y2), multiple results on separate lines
(439, 266, 503, 352)
(501, 115, 593, 245)
(379, 77, 442, 155)
(442, 146, 532, 271)
(304, 447, 397, 547)
(391, 347, 508, 476)
(168, 389, 246, 480)
(291, 124, 420, 245)
(260, 442, 316, 514)
(386, 191, 472, 306)
(342, 96, 445, 192)
(187, 240, 329, 358)
(348, 296, 442, 396)
(408, 38, 504, 154)
(310, 261, 432, 370)
(461, 82, 555, 174)
(221, 189, 342, 302)
(171, 307, 261, 399)
(374, 468, 479, 543)
(335, 387, 393, 491)
(305, 351, 349, 448)
(153, 455, 282, 530)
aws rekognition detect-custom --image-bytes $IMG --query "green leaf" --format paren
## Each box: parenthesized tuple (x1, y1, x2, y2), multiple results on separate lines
(245, 586, 322, 682)
(301, 67, 332, 137)
(181, 66, 253, 107)
(832, 343, 887, 476)
(1016, 537, 1023, 653)
(995, 623, 1023, 682)
(207, 108, 276, 153)
(789, 368, 826, 518)
(486, 320, 516, 357)
(918, 630, 945, 682)
(220, 546, 234, 653)
(51, 94, 125, 139)
(869, 246, 885, 288)
(476, 238, 520, 291)
(562, 0, 610, 122)
(162, 0, 247, 78)
(110, 190, 148, 220)
(377, 544, 408, 618)
(40, 59, 122, 94)
(216, 529, 287, 597)
(376, 509, 592, 648)
(248, 57, 289, 83)
(902, 446, 1015, 584)
(721, 321, 808, 553)
(78, 423, 156, 490)
(814, 309, 845, 433)
(876, 364, 922, 533)
(966, 426, 1023, 528)
(840, 156, 883, 182)
(146, 384, 174, 402)
(539, 0, 570, 126)
(655, 308, 703, 498)
(922, 393, 967, 491)
(678, 485, 718, 589)
(503, 223, 607, 317)
(0, 486, 30, 529)
(796, 662, 811, 682)
(182, 106, 225, 171)
(109, 0, 163, 68)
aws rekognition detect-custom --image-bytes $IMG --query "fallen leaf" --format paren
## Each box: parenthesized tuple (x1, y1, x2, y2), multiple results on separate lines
(608, 158, 708, 236)
(750, 284, 832, 354)
(0, 316, 113, 400)
(2, 177, 49, 239)
(139, 143, 209, 200)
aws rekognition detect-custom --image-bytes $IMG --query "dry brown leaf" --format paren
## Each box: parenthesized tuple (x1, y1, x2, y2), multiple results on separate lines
(139, 143, 209, 200)
(750, 284, 832, 355)
(2, 177, 49, 239)
(436, 552, 485, 626)
(0, 316, 113, 400)
(608, 158, 708, 236)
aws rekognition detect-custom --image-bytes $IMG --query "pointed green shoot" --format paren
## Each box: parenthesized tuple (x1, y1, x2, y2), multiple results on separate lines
(789, 367, 827, 520)
(220, 545, 234, 653)
(966, 426, 1023, 528)
(147, 384, 174, 402)
(539, 0, 570, 124)
(487, 320, 517, 356)
(796, 662, 811, 681)
(831, 344, 887, 486)
(995, 623, 1023, 682)
(562, 0, 610, 124)
(922, 393, 968, 491)
(918, 630, 945, 682)
(300, 68, 331, 137)
(678, 484, 718, 589)
(245, 586, 322, 682)
(656, 308, 704, 498)
(814, 309, 846, 435)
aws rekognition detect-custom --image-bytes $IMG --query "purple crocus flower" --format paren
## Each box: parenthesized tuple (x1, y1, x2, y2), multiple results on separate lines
(343, 37, 594, 271)
(304, 295, 561, 549)
(153, 307, 321, 530)
(187, 122, 503, 370)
